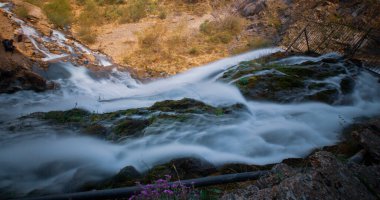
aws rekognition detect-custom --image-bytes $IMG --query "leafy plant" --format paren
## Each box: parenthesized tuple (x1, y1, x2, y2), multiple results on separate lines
(14, 6, 29, 19)
(43, 0, 73, 28)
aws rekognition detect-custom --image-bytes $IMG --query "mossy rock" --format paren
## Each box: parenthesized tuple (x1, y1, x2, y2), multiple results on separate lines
(149, 98, 218, 114)
(42, 109, 90, 123)
(113, 118, 151, 137)
(235, 74, 305, 102)
(304, 89, 339, 104)
(84, 124, 108, 137)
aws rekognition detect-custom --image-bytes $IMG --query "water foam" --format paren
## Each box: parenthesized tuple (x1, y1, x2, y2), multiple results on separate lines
(1, 49, 380, 196)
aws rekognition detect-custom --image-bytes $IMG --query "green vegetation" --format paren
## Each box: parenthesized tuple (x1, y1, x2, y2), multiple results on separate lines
(14, 6, 29, 19)
(43, 0, 73, 28)
(113, 119, 150, 136)
(119, 0, 156, 23)
(200, 15, 245, 44)
(77, 27, 97, 44)
(25, 0, 44, 7)
(42, 109, 90, 123)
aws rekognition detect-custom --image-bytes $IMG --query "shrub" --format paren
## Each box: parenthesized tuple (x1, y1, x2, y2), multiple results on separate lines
(14, 6, 29, 19)
(138, 24, 166, 50)
(247, 37, 271, 49)
(77, 0, 102, 27)
(78, 26, 97, 44)
(120, 0, 152, 23)
(199, 14, 245, 44)
(220, 15, 244, 35)
(199, 20, 213, 34)
(158, 9, 167, 20)
(43, 0, 73, 28)
(188, 47, 199, 55)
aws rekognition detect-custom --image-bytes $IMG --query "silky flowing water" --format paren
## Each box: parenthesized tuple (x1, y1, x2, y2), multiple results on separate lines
(1, 3, 380, 196)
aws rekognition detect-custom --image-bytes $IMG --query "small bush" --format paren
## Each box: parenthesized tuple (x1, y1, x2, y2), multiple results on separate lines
(103, 5, 123, 22)
(78, 26, 97, 44)
(138, 24, 166, 50)
(220, 15, 244, 35)
(43, 0, 73, 28)
(188, 47, 199, 55)
(14, 6, 29, 19)
(199, 14, 245, 44)
(158, 9, 167, 20)
(120, 0, 153, 23)
(247, 37, 271, 49)
(199, 20, 213, 34)
(77, 0, 102, 27)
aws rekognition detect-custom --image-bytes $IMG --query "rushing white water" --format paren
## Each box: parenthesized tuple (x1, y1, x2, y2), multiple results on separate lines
(0, 47, 380, 196)
(0, 48, 280, 120)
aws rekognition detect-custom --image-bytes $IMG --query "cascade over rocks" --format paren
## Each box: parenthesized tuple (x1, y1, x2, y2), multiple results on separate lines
(222, 118, 380, 200)
(219, 53, 360, 104)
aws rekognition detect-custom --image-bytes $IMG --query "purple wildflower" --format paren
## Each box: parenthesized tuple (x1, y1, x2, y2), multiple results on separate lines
(163, 189, 174, 195)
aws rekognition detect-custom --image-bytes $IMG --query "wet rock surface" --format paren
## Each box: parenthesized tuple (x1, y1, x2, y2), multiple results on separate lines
(219, 54, 360, 104)
(221, 118, 380, 200)
(30, 98, 247, 142)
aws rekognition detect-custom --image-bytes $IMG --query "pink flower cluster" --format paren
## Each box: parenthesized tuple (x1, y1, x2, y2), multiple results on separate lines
(129, 175, 199, 200)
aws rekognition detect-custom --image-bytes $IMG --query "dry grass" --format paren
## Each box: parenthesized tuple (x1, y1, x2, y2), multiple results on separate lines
(122, 15, 238, 76)
(200, 14, 246, 44)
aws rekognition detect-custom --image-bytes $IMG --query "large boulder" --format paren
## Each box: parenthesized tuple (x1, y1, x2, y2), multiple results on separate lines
(222, 151, 377, 200)
(219, 57, 358, 104)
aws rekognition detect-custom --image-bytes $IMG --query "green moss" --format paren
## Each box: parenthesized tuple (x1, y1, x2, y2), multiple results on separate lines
(42, 109, 90, 123)
(271, 76, 305, 90)
(214, 108, 224, 116)
(113, 118, 150, 136)
(149, 98, 216, 114)
(84, 124, 107, 137)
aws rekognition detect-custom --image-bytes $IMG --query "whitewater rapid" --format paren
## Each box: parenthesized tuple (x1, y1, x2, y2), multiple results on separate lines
(1, 48, 380, 196)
